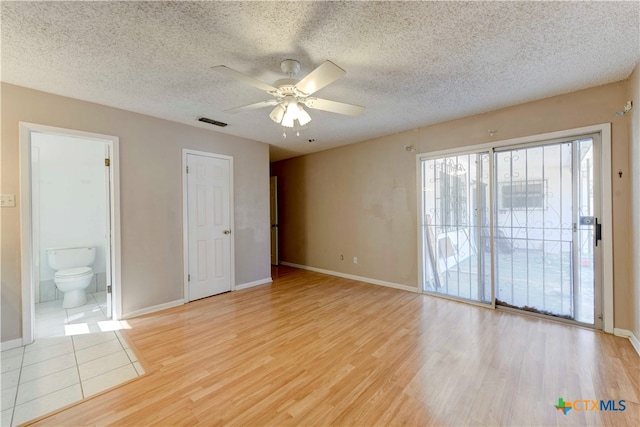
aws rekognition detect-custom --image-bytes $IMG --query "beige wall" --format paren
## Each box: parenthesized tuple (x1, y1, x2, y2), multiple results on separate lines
(273, 80, 635, 330)
(1, 83, 271, 343)
(628, 64, 640, 340)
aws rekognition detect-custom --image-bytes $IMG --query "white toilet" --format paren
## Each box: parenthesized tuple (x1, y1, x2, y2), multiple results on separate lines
(47, 247, 95, 308)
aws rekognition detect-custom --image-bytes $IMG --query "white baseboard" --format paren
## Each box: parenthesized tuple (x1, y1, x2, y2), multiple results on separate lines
(122, 278, 273, 319)
(122, 299, 184, 319)
(1, 338, 25, 351)
(235, 277, 272, 291)
(613, 328, 640, 357)
(280, 261, 420, 294)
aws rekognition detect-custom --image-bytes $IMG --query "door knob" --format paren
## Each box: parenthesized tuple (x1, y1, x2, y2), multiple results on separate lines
(224, 230, 231, 234)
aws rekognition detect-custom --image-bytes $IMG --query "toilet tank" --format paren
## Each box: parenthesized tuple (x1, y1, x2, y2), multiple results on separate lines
(47, 247, 96, 271)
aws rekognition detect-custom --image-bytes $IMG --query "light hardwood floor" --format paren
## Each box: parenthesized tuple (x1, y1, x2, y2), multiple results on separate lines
(29, 266, 639, 426)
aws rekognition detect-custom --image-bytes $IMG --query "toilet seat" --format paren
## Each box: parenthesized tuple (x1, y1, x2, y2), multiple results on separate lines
(55, 267, 92, 279)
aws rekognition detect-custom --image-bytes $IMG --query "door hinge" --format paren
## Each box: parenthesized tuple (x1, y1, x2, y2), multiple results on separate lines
(107, 285, 112, 293)
(186, 166, 189, 174)
(188, 274, 191, 282)
(105, 158, 110, 167)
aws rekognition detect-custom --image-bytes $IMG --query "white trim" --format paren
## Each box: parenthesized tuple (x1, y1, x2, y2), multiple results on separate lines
(416, 123, 613, 333)
(416, 154, 423, 295)
(1, 338, 25, 352)
(182, 149, 235, 302)
(182, 150, 189, 302)
(19, 124, 33, 345)
(600, 124, 614, 333)
(31, 146, 41, 304)
(613, 328, 640, 357)
(280, 262, 420, 293)
(235, 277, 273, 291)
(109, 133, 122, 321)
(122, 299, 184, 320)
(19, 123, 122, 346)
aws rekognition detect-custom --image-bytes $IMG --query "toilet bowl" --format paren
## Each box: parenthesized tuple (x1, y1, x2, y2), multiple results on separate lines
(47, 247, 95, 309)
(54, 267, 94, 308)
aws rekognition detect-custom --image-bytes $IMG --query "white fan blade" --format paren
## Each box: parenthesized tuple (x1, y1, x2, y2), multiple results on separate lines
(295, 61, 346, 96)
(224, 100, 278, 113)
(305, 97, 365, 116)
(212, 66, 278, 93)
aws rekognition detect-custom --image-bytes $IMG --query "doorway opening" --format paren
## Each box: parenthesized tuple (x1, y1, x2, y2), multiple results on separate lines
(20, 123, 122, 345)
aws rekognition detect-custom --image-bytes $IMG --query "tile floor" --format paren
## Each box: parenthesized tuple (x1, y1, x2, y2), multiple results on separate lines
(1, 293, 144, 426)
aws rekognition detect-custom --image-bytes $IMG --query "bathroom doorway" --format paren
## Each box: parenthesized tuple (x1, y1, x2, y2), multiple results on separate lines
(20, 123, 121, 345)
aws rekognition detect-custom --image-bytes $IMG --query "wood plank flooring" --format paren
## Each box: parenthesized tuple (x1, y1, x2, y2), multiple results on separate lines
(29, 266, 639, 426)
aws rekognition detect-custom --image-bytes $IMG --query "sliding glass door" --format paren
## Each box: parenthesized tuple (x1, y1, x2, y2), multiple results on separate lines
(420, 134, 602, 328)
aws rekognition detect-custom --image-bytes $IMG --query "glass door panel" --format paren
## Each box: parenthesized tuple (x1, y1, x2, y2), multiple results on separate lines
(494, 138, 598, 325)
(421, 152, 491, 303)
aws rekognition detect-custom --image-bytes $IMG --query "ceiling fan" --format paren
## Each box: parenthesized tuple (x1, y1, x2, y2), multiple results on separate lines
(212, 59, 365, 130)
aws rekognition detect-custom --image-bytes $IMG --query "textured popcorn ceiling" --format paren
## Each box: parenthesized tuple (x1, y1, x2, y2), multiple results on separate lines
(1, 1, 638, 161)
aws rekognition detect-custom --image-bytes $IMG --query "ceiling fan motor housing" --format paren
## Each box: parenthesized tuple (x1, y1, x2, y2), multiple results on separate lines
(280, 59, 301, 77)
(272, 79, 299, 95)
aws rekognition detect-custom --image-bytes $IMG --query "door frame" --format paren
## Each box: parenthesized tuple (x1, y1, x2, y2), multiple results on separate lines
(19, 122, 122, 345)
(416, 123, 613, 333)
(31, 146, 41, 305)
(182, 149, 235, 302)
(270, 176, 279, 266)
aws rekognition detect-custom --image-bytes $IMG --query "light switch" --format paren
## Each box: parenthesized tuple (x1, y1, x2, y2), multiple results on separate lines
(0, 194, 16, 207)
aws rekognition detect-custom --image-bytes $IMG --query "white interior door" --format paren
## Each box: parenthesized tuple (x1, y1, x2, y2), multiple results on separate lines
(270, 176, 279, 265)
(186, 153, 232, 301)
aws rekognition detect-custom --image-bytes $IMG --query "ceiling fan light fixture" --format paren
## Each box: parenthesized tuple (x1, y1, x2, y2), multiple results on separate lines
(269, 104, 285, 123)
(281, 117, 295, 128)
(281, 110, 295, 128)
(297, 104, 311, 126)
(282, 101, 299, 127)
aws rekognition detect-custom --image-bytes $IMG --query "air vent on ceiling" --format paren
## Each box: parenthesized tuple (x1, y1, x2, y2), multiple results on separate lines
(198, 117, 228, 127)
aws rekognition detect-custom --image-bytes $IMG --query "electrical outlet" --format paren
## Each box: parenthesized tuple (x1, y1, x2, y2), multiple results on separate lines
(0, 194, 16, 207)
(353, 256, 358, 264)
